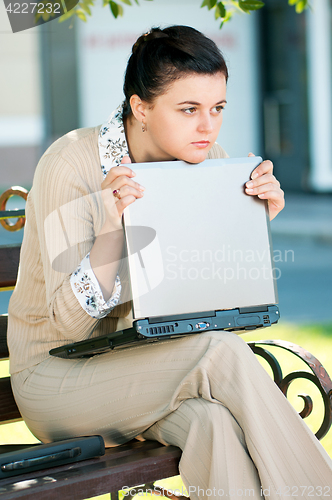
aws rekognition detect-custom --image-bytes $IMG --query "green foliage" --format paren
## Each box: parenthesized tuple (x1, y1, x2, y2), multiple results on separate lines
(288, 0, 310, 13)
(58, 0, 96, 23)
(216, 2, 226, 19)
(109, 0, 123, 17)
(200, 0, 264, 27)
(238, 1, 265, 14)
(201, 0, 217, 9)
(58, 0, 311, 28)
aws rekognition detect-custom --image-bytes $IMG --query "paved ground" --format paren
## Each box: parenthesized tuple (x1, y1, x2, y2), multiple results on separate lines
(271, 235, 332, 324)
(269, 193, 332, 324)
(271, 193, 332, 242)
(1, 193, 332, 323)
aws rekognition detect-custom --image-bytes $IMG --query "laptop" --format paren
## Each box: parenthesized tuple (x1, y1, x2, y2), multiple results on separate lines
(50, 157, 279, 359)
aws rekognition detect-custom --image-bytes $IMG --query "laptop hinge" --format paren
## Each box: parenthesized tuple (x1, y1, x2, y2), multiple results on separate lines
(239, 305, 269, 313)
(149, 311, 216, 324)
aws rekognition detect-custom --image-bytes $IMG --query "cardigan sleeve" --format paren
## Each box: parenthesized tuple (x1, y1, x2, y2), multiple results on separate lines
(32, 148, 121, 341)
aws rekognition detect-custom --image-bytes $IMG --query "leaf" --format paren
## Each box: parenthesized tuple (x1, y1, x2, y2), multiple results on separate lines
(80, 0, 94, 8)
(76, 8, 87, 20)
(80, 2, 92, 15)
(120, 0, 132, 4)
(216, 1, 226, 18)
(238, 0, 264, 12)
(109, 0, 118, 16)
(295, 0, 307, 13)
(219, 16, 229, 28)
(58, 8, 75, 21)
(238, 3, 250, 13)
(288, 0, 309, 13)
(109, 0, 123, 17)
(201, 0, 215, 9)
(219, 8, 232, 25)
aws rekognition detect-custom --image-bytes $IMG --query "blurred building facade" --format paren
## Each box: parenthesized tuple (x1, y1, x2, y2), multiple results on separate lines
(0, 5, 42, 188)
(260, 0, 332, 192)
(0, 0, 331, 192)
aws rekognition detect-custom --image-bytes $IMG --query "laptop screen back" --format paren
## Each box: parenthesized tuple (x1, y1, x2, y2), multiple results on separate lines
(123, 157, 278, 319)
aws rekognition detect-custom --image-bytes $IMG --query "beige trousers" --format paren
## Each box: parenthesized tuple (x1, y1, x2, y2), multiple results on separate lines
(11, 331, 332, 499)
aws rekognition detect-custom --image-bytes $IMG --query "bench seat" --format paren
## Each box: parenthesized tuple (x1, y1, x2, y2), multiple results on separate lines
(0, 440, 181, 500)
(0, 194, 331, 499)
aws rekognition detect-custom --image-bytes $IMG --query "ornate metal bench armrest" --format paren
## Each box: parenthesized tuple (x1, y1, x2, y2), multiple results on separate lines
(0, 186, 27, 232)
(248, 340, 332, 440)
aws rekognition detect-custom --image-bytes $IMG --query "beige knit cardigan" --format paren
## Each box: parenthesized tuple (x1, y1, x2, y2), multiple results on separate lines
(8, 125, 228, 374)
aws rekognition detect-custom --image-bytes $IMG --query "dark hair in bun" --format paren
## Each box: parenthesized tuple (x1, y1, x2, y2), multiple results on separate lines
(123, 25, 228, 119)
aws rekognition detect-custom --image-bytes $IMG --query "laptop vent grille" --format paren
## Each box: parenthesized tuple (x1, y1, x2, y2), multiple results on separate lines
(147, 325, 175, 335)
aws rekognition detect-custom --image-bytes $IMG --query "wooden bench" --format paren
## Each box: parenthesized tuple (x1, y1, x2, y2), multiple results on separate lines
(0, 187, 331, 500)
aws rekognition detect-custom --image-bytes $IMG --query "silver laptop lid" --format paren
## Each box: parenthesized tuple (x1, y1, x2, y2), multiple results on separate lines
(123, 157, 278, 319)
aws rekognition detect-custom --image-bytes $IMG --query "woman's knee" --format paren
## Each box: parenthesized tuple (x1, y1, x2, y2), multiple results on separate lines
(179, 398, 243, 442)
(199, 330, 253, 360)
(144, 398, 243, 449)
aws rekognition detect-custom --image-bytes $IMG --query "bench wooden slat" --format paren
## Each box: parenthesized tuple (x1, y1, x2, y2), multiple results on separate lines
(0, 209, 25, 220)
(0, 246, 21, 289)
(0, 315, 8, 359)
(0, 377, 21, 423)
(0, 442, 181, 500)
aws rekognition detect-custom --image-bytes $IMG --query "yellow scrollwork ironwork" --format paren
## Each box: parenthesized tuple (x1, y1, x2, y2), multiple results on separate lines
(0, 186, 28, 232)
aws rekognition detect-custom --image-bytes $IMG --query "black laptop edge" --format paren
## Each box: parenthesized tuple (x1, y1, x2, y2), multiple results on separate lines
(49, 304, 280, 359)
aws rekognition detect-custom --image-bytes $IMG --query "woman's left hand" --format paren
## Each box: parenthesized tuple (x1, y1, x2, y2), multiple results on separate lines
(245, 154, 285, 221)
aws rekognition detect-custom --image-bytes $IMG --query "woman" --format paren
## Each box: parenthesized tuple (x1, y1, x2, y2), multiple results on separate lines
(8, 26, 332, 498)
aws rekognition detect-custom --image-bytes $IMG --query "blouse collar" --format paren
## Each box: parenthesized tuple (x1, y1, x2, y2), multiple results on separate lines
(98, 103, 130, 179)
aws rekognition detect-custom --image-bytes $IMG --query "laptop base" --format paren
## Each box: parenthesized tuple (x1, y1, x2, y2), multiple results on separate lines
(49, 305, 279, 359)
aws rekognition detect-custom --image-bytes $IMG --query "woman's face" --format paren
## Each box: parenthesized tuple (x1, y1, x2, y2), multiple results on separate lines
(139, 72, 227, 164)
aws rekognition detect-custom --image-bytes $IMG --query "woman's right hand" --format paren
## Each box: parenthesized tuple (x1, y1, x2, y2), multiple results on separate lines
(101, 156, 145, 223)
(90, 156, 144, 301)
